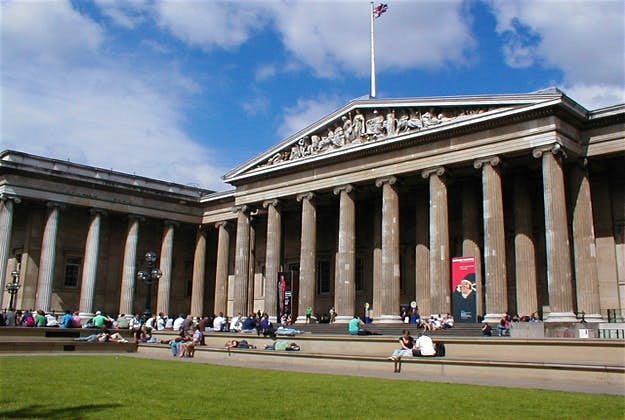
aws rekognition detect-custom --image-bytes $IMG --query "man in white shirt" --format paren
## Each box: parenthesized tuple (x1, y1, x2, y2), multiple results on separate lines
(413, 333, 436, 357)
(213, 312, 226, 332)
(172, 314, 185, 332)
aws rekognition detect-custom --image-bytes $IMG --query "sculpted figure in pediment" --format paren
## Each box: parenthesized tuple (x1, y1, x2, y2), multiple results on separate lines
(366, 110, 385, 139)
(342, 115, 354, 144)
(352, 110, 366, 141)
(333, 126, 345, 147)
(384, 110, 397, 137)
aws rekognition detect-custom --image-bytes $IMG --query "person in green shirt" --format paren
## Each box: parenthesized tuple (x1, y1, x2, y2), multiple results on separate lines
(35, 310, 46, 327)
(305, 306, 313, 324)
(92, 311, 107, 328)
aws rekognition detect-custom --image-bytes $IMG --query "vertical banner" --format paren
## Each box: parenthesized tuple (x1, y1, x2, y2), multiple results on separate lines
(451, 256, 477, 322)
(277, 271, 292, 320)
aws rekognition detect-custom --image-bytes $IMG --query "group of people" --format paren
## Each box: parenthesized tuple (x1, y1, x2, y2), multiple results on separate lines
(481, 311, 542, 336)
(0, 309, 85, 328)
(387, 329, 438, 373)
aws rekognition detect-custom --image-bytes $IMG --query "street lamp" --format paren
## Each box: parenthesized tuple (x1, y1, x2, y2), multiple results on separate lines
(136, 251, 162, 320)
(6, 270, 21, 311)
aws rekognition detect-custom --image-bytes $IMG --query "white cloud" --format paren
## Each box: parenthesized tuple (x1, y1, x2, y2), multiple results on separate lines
(254, 64, 277, 81)
(151, 1, 474, 78)
(241, 95, 271, 117)
(1, 0, 229, 191)
(94, 0, 150, 29)
(267, 0, 475, 78)
(2, 0, 104, 66)
(278, 95, 345, 138)
(489, 0, 625, 108)
(563, 83, 625, 110)
(155, 0, 268, 51)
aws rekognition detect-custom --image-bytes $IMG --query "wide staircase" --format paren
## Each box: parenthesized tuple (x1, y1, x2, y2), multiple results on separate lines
(0, 327, 137, 353)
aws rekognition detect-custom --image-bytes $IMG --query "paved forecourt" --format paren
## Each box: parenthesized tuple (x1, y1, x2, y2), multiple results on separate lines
(135, 331, 625, 396)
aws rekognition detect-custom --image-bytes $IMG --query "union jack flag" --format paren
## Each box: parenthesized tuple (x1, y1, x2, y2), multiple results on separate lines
(373, 3, 388, 19)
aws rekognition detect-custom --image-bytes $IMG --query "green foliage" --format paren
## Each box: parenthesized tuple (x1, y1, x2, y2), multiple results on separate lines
(0, 356, 623, 419)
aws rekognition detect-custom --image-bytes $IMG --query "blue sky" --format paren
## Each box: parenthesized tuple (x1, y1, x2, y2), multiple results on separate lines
(2, 0, 624, 191)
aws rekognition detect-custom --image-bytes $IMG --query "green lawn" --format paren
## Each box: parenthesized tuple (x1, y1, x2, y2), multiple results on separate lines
(0, 356, 623, 419)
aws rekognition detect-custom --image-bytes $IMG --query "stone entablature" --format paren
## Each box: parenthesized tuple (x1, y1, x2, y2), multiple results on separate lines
(1, 150, 211, 223)
(1, 150, 212, 199)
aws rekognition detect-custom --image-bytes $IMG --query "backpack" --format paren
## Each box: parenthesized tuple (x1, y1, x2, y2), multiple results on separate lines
(434, 342, 446, 357)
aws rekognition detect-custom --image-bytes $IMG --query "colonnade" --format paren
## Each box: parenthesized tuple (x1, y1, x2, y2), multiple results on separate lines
(0, 143, 608, 323)
(218, 144, 603, 323)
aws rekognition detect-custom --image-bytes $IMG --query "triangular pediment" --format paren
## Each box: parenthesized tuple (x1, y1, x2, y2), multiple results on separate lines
(224, 89, 572, 183)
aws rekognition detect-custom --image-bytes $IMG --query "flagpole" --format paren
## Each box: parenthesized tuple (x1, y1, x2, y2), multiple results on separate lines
(370, 1, 376, 99)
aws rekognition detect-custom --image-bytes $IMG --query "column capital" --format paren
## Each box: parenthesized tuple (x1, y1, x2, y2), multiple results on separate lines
(296, 192, 315, 202)
(421, 166, 445, 179)
(46, 201, 66, 209)
(333, 184, 354, 196)
(0, 193, 21, 204)
(215, 220, 229, 229)
(231, 204, 249, 214)
(127, 214, 145, 223)
(473, 155, 501, 170)
(375, 176, 397, 188)
(164, 220, 179, 228)
(89, 208, 107, 217)
(262, 199, 280, 209)
(532, 143, 567, 159)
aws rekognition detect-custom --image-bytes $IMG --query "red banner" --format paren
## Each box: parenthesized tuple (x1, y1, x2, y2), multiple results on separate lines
(451, 257, 477, 322)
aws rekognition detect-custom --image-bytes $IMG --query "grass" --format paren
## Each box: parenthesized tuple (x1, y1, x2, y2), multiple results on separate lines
(0, 356, 623, 419)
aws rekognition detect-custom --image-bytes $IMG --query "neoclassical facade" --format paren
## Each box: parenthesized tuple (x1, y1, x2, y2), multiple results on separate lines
(1, 89, 624, 323)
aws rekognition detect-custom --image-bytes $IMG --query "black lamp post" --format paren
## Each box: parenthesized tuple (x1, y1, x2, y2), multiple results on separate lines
(6, 269, 21, 311)
(136, 251, 162, 321)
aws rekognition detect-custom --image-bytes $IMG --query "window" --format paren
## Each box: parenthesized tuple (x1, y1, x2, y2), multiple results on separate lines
(64, 257, 81, 288)
(317, 260, 330, 294)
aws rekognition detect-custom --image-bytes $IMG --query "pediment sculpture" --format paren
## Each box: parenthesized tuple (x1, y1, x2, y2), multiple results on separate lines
(263, 106, 492, 167)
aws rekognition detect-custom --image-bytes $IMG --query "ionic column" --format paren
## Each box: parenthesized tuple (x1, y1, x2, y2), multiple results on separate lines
(263, 199, 281, 318)
(118, 215, 142, 315)
(35, 202, 62, 312)
(415, 192, 430, 316)
(532, 144, 576, 321)
(422, 167, 450, 315)
(247, 213, 257, 316)
(190, 226, 207, 317)
(0, 194, 20, 309)
(157, 220, 176, 316)
(214, 221, 230, 315)
(297, 192, 316, 323)
(474, 156, 507, 322)
(513, 173, 538, 318)
(232, 206, 250, 316)
(79, 209, 104, 316)
(461, 181, 483, 318)
(375, 176, 401, 322)
(333, 184, 356, 322)
(570, 162, 602, 321)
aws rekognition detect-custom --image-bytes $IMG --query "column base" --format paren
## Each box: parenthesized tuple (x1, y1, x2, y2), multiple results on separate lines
(295, 315, 317, 324)
(545, 311, 578, 322)
(483, 313, 505, 323)
(333, 315, 353, 324)
(79, 312, 95, 326)
(374, 315, 403, 323)
(578, 313, 604, 323)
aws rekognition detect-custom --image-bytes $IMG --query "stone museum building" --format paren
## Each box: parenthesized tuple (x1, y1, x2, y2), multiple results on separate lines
(1, 89, 623, 323)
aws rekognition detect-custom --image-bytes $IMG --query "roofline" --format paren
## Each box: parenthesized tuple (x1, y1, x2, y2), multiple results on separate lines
(1, 150, 214, 199)
(223, 90, 595, 184)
